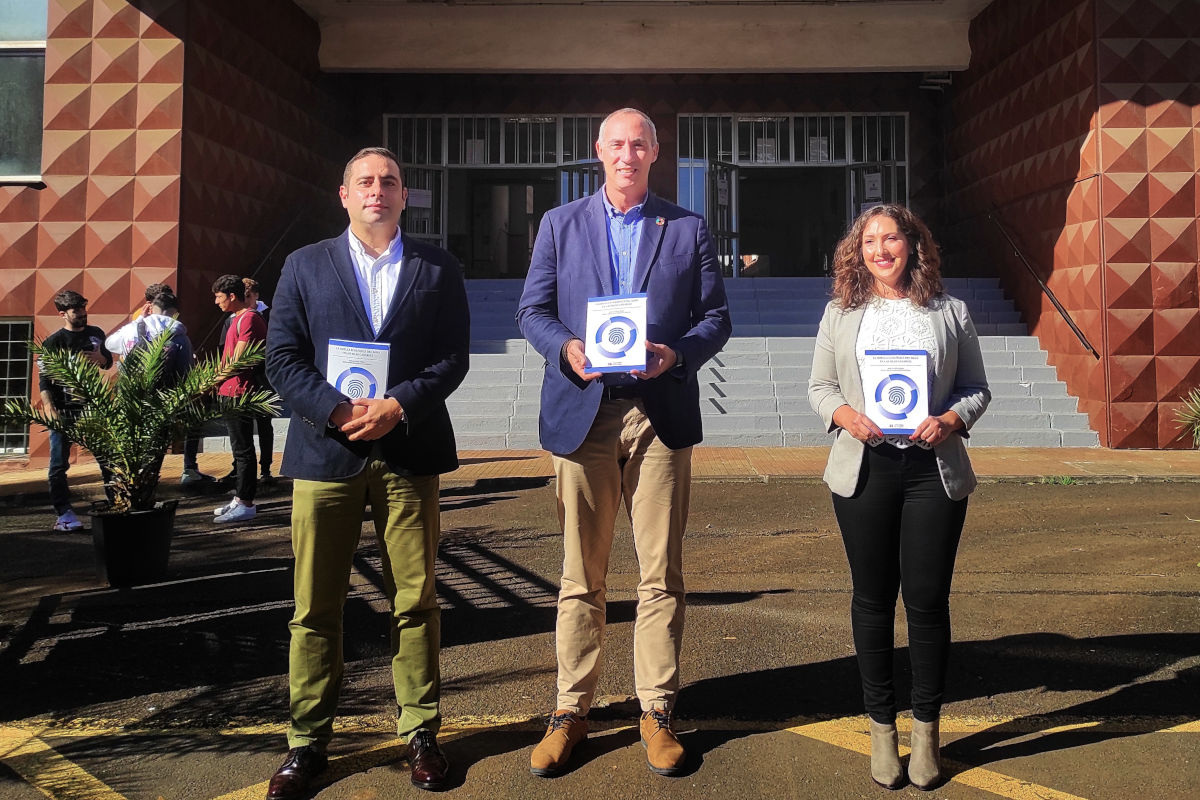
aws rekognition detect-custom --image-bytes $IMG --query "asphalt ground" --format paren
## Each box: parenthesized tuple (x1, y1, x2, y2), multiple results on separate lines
(1, 453, 1198, 800)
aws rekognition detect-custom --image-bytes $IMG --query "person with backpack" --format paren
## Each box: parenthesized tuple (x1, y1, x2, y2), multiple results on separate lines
(218, 277, 276, 485)
(105, 290, 213, 485)
(105, 290, 194, 378)
(212, 274, 266, 524)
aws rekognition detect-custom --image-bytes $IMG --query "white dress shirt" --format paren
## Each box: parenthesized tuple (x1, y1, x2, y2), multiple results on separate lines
(346, 226, 404, 335)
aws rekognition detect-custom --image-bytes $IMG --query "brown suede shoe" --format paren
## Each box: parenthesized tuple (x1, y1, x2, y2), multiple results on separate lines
(530, 709, 588, 777)
(265, 746, 327, 800)
(640, 709, 686, 776)
(406, 729, 449, 791)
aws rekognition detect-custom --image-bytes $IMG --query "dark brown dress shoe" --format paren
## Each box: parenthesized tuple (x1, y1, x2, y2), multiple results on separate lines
(406, 729, 450, 791)
(266, 746, 328, 800)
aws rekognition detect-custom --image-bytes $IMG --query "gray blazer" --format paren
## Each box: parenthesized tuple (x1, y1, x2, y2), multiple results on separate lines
(807, 294, 991, 500)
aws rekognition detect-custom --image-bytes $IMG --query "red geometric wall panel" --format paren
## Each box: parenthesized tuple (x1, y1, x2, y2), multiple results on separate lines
(0, 0, 184, 465)
(948, 0, 1200, 448)
(177, 0, 347, 351)
(1095, 0, 1200, 446)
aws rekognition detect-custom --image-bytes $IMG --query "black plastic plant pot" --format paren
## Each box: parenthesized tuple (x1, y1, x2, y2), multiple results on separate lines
(90, 500, 178, 587)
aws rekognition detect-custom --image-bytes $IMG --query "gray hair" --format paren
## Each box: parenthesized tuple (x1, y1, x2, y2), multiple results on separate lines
(597, 108, 658, 149)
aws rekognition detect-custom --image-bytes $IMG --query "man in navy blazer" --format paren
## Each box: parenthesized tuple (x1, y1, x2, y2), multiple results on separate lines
(518, 108, 731, 778)
(264, 147, 469, 797)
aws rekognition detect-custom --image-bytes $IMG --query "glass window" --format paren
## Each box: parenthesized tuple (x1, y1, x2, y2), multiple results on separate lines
(0, 2, 45, 179)
(0, 52, 44, 176)
(0, 319, 31, 455)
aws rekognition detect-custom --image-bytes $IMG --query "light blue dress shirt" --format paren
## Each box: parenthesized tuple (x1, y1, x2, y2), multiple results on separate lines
(601, 190, 645, 296)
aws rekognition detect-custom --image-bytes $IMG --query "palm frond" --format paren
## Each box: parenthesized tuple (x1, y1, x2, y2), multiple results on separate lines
(0, 337, 280, 513)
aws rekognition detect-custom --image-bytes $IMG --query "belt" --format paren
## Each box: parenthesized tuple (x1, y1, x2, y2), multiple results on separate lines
(602, 384, 641, 401)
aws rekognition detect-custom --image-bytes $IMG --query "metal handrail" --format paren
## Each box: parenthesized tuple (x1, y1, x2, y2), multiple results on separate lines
(986, 209, 1100, 360)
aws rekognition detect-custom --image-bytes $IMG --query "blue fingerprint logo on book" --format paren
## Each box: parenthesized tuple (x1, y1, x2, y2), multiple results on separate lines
(335, 367, 377, 399)
(596, 315, 639, 358)
(874, 373, 920, 420)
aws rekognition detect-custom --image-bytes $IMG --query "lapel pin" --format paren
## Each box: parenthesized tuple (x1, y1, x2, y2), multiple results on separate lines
(656, 217, 665, 226)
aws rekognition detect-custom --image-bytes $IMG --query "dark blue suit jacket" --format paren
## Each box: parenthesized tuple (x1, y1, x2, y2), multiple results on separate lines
(266, 231, 470, 480)
(517, 190, 731, 454)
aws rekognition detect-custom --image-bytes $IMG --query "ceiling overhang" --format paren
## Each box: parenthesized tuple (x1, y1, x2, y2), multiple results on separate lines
(291, 0, 994, 73)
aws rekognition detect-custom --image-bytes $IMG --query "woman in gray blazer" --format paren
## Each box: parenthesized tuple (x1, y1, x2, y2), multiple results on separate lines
(808, 204, 989, 791)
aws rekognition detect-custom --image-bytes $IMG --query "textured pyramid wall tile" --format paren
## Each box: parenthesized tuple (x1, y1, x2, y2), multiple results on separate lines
(947, 0, 1200, 447)
(1, 0, 185, 462)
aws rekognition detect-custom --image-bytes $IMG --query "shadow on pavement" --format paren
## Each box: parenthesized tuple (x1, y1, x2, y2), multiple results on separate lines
(677, 630, 1200, 765)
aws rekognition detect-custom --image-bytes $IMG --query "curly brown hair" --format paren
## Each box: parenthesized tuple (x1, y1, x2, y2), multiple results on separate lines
(831, 203, 943, 309)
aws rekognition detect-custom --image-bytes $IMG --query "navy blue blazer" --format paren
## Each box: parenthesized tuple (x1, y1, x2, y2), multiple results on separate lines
(517, 190, 731, 454)
(266, 231, 470, 480)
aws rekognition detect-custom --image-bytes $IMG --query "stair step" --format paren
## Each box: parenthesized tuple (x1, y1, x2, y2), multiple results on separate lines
(222, 279, 1095, 454)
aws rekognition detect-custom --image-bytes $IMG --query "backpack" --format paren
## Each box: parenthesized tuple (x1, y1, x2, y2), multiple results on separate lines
(132, 319, 194, 385)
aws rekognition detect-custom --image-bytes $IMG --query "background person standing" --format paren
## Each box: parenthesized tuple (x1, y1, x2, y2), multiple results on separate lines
(39, 290, 113, 531)
(212, 274, 266, 524)
(218, 277, 276, 484)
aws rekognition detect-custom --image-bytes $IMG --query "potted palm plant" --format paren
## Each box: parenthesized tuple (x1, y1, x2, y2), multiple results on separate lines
(1, 332, 278, 586)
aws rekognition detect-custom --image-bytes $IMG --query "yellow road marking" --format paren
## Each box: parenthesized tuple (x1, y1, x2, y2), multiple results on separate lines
(788, 719, 1091, 800)
(0, 726, 126, 800)
(12, 712, 1199, 739)
(3, 715, 1195, 800)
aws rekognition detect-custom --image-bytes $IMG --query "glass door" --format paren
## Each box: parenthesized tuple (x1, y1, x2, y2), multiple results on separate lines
(848, 164, 906, 220)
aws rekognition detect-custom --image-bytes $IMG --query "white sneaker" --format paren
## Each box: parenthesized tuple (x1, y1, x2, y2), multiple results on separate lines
(53, 509, 83, 531)
(214, 499, 237, 516)
(214, 502, 256, 524)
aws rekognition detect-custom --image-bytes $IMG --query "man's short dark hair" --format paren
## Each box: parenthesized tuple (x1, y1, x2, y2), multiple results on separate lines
(151, 290, 180, 313)
(53, 290, 87, 312)
(144, 282, 172, 302)
(342, 146, 405, 187)
(212, 274, 245, 300)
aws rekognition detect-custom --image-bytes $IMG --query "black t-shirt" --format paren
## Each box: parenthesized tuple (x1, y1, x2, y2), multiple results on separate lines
(39, 325, 113, 410)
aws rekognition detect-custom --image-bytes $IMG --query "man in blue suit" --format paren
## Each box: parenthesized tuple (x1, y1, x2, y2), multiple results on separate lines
(264, 147, 469, 797)
(518, 108, 731, 778)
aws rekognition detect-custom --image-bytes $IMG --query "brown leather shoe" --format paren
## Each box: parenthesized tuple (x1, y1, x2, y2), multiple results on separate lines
(640, 709, 686, 776)
(265, 746, 327, 800)
(406, 729, 450, 791)
(530, 709, 588, 777)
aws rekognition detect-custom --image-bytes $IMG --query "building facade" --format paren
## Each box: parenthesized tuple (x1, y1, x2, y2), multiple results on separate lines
(1, 0, 1197, 462)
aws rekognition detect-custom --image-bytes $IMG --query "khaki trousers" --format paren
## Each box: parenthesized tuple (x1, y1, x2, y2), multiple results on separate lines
(552, 399, 692, 714)
(287, 462, 441, 749)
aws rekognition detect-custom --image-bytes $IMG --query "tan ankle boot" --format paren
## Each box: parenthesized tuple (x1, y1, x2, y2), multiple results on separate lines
(868, 720, 904, 789)
(640, 709, 686, 776)
(908, 718, 941, 791)
(530, 710, 587, 777)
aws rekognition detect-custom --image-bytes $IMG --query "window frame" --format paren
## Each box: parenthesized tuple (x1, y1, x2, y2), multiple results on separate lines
(0, 30, 47, 184)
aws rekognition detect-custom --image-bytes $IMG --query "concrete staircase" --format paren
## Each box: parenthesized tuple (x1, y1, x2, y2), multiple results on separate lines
(208, 277, 1100, 454)
(451, 277, 1100, 449)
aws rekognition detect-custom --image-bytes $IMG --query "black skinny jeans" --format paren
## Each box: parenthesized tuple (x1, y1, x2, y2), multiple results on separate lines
(832, 443, 967, 724)
(225, 416, 258, 505)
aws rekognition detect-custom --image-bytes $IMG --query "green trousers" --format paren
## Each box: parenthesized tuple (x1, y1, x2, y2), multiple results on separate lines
(287, 461, 441, 749)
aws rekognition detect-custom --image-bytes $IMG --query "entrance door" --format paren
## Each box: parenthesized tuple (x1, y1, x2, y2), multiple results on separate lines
(558, 161, 602, 205)
(403, 166, 445, 247)
(848, 164, 905, 219)
(705, 160, 740, 278)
